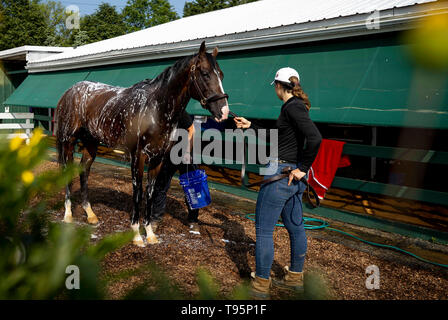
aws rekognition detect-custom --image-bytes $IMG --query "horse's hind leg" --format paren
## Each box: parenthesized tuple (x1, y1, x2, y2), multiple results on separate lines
(144, 161, 164, 245)
(130, 151, 146, 247)
(60, 138, 76, 223)
(80, 140, 99, 225)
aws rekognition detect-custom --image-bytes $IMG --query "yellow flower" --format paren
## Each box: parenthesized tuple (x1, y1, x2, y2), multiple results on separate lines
(21, 170, 34, 185)
(17, 145, 32, 161)
(9, 136, 23, 151)
(29, 128, 44, 147)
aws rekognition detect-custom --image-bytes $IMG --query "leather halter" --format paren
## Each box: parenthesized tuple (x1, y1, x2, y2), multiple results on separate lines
(190, 64, 229, 107)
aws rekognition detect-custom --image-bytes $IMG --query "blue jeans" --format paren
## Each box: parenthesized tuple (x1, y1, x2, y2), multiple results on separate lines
(255, 161, 308, 279)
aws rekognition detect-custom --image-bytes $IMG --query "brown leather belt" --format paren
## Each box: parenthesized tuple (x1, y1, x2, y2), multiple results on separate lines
(230, 110, 320, 208)
(242, 165, 320, 208)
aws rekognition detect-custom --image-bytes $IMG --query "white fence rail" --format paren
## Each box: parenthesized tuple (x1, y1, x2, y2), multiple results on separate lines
(0, 112, 34, 141)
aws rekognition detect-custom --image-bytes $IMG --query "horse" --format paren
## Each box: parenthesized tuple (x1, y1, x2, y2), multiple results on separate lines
(56, 42, 229, 247)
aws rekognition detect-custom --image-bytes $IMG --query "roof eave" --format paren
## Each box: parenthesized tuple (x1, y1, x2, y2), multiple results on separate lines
(26, 6, 446, 73)
(0, 45, 72, 61)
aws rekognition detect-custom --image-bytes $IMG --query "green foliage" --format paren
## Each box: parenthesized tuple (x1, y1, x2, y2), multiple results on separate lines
(78, 3, 127, 44)
(195, 268, 250, 300)
(123, 0, 179, 33)
(196, 268, 221, 299)
(106, 264, 250, 300)
(0, 0, 48, 50)
(183, 0, 258, 17)
(72, 30, 90, 47)
(39, 0, 72, 47)
(0, 129, 133, 299)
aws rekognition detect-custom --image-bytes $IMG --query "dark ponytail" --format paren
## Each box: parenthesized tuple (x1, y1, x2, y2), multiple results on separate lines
(276, 77, 311, 111)
(289, 76, 311, 111)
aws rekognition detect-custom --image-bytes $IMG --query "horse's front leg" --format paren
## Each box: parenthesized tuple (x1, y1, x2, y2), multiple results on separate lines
(130, 152, 146, 247)
(144, 161, 163, 244)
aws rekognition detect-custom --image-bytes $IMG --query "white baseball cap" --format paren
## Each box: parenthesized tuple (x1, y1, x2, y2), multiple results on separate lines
(271, 67, 300, 85)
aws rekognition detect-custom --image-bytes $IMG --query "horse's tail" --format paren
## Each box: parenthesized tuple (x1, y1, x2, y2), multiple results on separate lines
(55, 89, 70, 166)
(56, 135, 63, 165)
(55, 98, 63, 165)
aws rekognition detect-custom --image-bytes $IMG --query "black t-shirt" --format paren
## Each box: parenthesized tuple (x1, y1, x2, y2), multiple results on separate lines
(250, 96, 322, 172)
(178, 109, 193, 129)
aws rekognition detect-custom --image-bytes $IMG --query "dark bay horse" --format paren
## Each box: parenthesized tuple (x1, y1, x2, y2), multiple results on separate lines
(56, 42, 229, 246)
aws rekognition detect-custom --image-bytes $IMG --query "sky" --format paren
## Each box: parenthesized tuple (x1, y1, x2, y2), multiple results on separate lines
(47, 0, 188, 17)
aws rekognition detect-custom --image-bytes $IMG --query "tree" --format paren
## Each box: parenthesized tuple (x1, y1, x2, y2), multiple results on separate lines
(0, 0, 48, 50)
(79, 3, 127, 44)
(183, 0, 258, 17)
(72, 30, 90, 47)
(39, 0, 73, 47)
(123, 0, 179, 33)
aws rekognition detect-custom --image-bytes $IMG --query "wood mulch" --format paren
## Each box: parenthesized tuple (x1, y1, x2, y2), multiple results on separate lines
(33, 159, 448, 300)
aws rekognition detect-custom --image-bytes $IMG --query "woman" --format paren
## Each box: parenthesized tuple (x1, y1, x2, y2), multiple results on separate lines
(234, 67, 322, 299)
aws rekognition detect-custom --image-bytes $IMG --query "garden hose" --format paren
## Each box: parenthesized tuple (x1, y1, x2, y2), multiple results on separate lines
(244, 213, 448, 269)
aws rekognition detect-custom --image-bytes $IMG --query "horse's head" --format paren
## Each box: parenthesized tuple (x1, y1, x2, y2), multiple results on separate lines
(189, 42, 229, 122)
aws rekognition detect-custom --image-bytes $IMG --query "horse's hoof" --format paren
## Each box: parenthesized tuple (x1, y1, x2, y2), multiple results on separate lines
(146, 235, 159, 244)
(87, 216, 99, 225)
(63, 216, 73, 223)
(133, 239, 146, 247)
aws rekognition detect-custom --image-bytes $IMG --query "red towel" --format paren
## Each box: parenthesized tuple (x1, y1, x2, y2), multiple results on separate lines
(307, 139, 351, 199)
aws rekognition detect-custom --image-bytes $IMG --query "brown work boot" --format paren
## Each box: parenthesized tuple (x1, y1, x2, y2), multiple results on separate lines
(250, 272, 271, 300)
(272, 266, 304, 293)
(188, 222, 200, 235)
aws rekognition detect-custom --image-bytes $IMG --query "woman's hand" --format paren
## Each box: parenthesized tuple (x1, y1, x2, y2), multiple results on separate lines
(288, 168, 306, 186)
(234, 117, 251, 129)
(182, 151, 192, 164)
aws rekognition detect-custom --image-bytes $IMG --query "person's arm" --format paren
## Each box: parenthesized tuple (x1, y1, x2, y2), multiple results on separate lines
(178, 110, 194, 163)
(286, 103, 322, 174)
(233, 117, 272, 146)
(234, 117, 266, 130)
(234, 117, 251, 129)
(187, 124, 195, 153)
(181, 123, 195, 164)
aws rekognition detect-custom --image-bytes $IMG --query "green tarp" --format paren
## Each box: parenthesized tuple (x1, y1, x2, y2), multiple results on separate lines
(3, 33, 448, 128)
(3, 70, 89, 108)
(84, 61, 172, 87)
(187, 37, 448, 129)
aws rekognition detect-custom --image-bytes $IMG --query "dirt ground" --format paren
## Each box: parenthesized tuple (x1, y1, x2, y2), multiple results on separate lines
(34, 158, 448, 300)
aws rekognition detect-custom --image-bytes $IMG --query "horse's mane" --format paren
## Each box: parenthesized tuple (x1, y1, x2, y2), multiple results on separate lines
(130, 54, 195, 91)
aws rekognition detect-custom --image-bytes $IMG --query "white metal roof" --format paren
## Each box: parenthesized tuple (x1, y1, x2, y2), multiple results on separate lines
(0, 45, 72, 61)
(27, 0, 446, 72)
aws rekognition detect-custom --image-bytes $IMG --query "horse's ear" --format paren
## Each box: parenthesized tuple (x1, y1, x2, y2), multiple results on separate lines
(212, 47, 219, 58)
(199, 41, 206, 56)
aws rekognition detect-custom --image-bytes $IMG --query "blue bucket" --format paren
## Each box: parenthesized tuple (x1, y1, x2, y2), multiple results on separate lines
(179, 169, 212, 209)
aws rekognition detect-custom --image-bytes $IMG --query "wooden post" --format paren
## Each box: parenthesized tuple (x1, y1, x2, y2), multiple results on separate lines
(25, 118, 31, 144)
